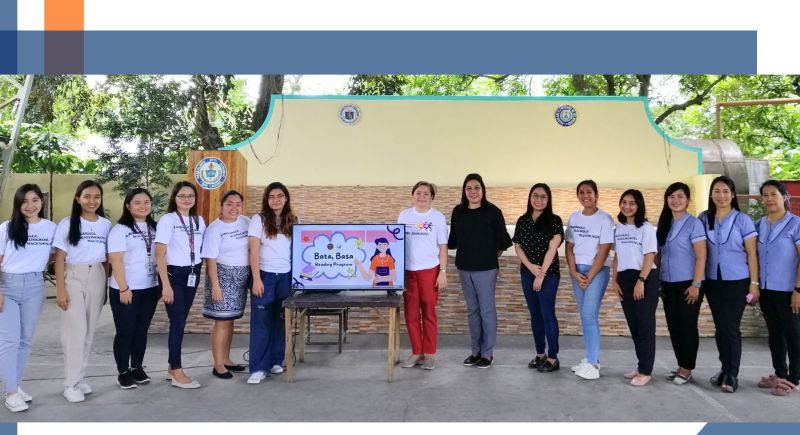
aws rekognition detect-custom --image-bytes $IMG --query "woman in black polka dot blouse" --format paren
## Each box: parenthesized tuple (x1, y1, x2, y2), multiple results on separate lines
(512, 183, 564, 373)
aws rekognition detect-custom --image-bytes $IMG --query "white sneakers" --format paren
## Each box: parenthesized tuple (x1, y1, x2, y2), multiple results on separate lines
(17, 387, 32, 403)
(269, 365, 285, 374)
(571, 358, 589, 372)
(4, 393, 28, 412)
(63, 386, 85, 403)
(574, 362, 601, 380)
(247, 371, 267, 384)
(76, 382, 92, 395)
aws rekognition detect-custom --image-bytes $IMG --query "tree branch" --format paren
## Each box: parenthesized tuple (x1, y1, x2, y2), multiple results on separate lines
(654, 75, 728, 124)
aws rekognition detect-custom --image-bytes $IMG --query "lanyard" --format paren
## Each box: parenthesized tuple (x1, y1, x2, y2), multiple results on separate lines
(131, 222, 153, 256)
(177, 214, 195, 265)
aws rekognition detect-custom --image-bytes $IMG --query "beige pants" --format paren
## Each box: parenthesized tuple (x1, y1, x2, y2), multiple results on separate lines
(61, 263, 107, 388)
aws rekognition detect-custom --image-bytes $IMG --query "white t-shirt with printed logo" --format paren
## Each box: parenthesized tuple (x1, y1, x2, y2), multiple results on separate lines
(614, 222, 658, 272)
(248, 215, 291, 273)
(565, 209, 615, 267)
(52, 216, 112, 264)
(397, 207, 448, 271)
(107, 222, 159, 290)
(0, 219, 58, 274)
(202, 216, 251, 267)
(154, 212, 206, 266)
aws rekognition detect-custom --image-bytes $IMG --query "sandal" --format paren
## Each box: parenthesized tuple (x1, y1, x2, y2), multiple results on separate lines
(666, 370, 678, 381)
(758, 374, 781, 389)
(673, 372, 693, 385)
(630, 374, 652, 387)
(772, 379, 799, 396)
(624, 370, 639, 380)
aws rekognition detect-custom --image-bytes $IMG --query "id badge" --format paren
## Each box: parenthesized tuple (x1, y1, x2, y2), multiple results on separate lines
(145, 260, 154, 274)
(187, 273, 197, 287)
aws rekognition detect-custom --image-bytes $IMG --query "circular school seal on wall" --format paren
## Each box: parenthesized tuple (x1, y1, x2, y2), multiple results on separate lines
(555, 105, 577, 126)
(194, 157, 227, 190)
(339, 104, 361, 125)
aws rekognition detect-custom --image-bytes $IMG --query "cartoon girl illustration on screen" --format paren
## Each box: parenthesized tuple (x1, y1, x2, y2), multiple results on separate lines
(354, 237, 396, 286)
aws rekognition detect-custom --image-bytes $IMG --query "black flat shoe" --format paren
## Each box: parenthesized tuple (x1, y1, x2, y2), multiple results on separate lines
(213, 368, 233, 379)
(224, 364, 247, 372)
(722, 375, 738, 393)
(538, 359, 560, 373)
(528, 355, 546, 369)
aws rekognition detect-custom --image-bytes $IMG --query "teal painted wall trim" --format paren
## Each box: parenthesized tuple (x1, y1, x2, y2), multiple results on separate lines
(221, 95, 704, 175)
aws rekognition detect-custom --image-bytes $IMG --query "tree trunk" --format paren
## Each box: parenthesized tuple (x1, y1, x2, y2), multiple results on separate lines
(192, 75, 225, 150)
(603, 75, 616, 96)
(49, 171, 53, 219)
(571, 75, 588, 95)
(252, 75, 285, 131)
(636, 75, 651, 97)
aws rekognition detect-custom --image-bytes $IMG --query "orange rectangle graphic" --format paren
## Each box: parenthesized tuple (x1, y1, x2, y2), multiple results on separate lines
(45, 0, 84, 31)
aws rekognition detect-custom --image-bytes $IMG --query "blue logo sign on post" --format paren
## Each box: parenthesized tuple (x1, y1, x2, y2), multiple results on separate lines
(555, 105, 577, 126)
(194, 157, 227, 190)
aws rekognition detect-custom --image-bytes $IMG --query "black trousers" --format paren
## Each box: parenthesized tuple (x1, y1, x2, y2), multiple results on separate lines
(661, 280, 704, 370)
(703, 278, 749, 378)
(617, 269, 660, 375)
(108, 285, 161, 373)
(760, 289, 800, 384)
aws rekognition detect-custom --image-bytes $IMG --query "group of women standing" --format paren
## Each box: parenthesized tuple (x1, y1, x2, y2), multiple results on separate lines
(403, 173, 799, 398)
(0, 180, 298, 412)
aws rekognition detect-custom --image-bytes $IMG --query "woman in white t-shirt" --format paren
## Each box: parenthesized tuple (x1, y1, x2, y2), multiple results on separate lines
(155, 181, 206, 389)
(107, 188, 160, 390)
(247, 182, 298, 384)
(201, 190, 250, 379)
(0, 184, 57, 413)
(53, 180, 112, 403)
(611, 189, 659, 387)
(565, 179, 614, 381)
(397, 181, 448, 370)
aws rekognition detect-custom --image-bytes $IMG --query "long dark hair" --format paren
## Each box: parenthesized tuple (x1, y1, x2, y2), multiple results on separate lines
(69, 180, 106, 246)
(656, 182, 691, 247)
(166, 181, 199, 227)
(118, 188, 157, 232)
(760, 179, 790, 210)
(525, 183, 555, 229)
(459, 173, 488, 210)
(617, 189, 647, 228)
(707, 175, 740, 230)
(260, 182, 297, 238)
(8, 184, 46, 249)
(370, 237, 393, 261)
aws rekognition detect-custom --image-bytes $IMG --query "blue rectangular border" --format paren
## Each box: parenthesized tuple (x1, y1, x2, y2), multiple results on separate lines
(13, 30, 757, 74)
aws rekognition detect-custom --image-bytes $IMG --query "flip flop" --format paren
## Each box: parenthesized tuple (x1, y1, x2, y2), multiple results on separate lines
(772, 379, 799, 396)
(631, 375, 652, 387)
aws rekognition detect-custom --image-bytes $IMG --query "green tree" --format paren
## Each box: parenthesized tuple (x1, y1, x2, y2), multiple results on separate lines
(349, 74, 529, 96)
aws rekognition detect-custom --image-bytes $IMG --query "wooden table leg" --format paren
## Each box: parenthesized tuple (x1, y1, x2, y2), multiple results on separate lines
(394, 307, 401, 362)
(387, 307, 397, 382)
(298, 309, 307, 363)
(285, 307, 295, 383)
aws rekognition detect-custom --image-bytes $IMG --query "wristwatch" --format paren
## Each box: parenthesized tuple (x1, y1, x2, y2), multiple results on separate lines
(794, 287, 800, 294)
(637, 276, 646, 283)
(692, 281, 702, 288)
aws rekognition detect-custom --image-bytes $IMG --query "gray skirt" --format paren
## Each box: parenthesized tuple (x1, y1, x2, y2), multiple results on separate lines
(203, 263, 250, 320)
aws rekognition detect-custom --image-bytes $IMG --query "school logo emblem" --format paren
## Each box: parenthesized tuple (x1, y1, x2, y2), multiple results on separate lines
(194, 157, 227, 190)
(555, 105, 577, 126)
(339, 105, 361, 125)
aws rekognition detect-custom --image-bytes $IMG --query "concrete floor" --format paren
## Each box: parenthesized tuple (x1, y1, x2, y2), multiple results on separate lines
(2, 296, 799, 423)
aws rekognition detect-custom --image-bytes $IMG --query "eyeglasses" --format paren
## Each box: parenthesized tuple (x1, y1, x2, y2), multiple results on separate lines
(176, 194, 195, 199)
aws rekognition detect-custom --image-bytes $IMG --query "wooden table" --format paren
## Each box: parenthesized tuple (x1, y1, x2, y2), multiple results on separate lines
(282, 291, 403, 382)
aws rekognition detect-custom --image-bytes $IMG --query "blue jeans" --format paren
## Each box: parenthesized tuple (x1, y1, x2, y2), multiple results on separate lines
(163, 264, 201, 369)
(0, 272, 45, 394)
(249, 271, 292, 373)
(520, 269, 560, 358)
(459, 269, 498, 359)
(571, 264, 610, 365)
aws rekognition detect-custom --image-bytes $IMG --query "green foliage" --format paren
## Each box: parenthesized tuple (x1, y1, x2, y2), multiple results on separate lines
(349, 75, 529, 96)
